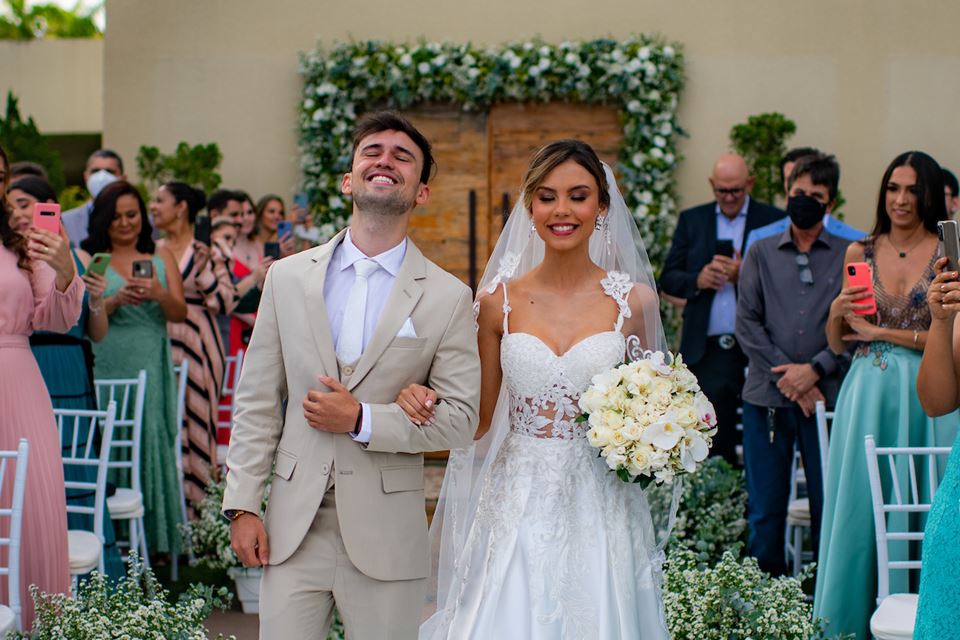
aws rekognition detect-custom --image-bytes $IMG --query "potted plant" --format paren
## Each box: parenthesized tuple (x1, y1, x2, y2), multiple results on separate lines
(182, 478, 266, 614)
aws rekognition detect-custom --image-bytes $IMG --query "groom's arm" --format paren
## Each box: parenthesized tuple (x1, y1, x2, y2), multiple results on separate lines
(365, 286, 481, 454)
(223, 266, 288, 516)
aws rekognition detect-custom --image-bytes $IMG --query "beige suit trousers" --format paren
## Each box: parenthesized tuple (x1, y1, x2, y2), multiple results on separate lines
(259, 486, 427, 640)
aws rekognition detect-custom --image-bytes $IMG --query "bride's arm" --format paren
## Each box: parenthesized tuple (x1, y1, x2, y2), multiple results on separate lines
(473, 288, 505, 440)
(621, 282, 659, 348)
(392, 287, 504, 439)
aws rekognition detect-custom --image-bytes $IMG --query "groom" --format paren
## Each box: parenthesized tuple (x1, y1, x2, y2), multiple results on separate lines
(222, 111, 481, 639)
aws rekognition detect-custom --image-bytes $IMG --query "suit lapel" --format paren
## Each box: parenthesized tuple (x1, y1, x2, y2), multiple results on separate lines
(346, 240, 426, 392)
(304, 229, 347, 379)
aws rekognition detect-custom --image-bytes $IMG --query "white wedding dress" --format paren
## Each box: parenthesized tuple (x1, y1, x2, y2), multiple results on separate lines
(421, 273, 670, 640)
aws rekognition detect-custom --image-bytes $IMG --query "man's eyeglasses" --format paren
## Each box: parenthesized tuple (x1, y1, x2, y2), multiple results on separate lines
(713, 186, 746, 197)
(796, 252, 813, 285)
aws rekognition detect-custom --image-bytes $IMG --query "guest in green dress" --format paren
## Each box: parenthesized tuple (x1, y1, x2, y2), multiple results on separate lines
(815, 151, 958, 639)
(915, 257, 960, 639)
(80, 180, 188, 558)
(8, 176, 125, 580)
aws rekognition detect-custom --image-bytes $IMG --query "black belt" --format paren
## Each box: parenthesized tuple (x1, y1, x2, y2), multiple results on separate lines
(707, 334, 737, 350)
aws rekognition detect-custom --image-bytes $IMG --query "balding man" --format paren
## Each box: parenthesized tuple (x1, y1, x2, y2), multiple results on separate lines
(660, 153, 783, 466)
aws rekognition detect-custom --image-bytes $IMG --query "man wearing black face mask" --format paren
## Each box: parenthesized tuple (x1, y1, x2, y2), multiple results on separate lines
(734, 153, 853, 576)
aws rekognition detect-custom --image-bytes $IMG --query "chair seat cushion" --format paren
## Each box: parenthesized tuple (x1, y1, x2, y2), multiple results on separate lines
(870, 593, 917, 640)
(787, 498, 811, 524)
(68, 529, 101, 574)
(107, 488, 144, 517)
(0, 604, 15, 636)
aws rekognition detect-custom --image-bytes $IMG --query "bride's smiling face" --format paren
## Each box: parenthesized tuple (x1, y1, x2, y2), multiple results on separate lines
(531, 160, 605, 251)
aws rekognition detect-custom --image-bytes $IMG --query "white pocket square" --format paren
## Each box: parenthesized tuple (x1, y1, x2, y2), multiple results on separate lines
(396, 317, 418, 338)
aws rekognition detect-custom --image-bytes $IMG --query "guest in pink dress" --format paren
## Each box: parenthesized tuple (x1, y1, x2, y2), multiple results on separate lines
(0, 144, 84, 628)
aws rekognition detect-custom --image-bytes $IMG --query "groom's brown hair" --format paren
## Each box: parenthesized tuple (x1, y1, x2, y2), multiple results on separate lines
(351, 111, 436, 185)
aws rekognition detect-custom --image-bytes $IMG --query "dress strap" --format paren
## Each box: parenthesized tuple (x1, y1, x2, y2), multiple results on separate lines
(600, 271, 633, 333)
(501, 282, 512, 335)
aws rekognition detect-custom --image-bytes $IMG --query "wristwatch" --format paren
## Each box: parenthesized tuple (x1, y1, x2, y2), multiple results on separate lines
(223, 509, 249, 522)
(810, 360, 826, 379)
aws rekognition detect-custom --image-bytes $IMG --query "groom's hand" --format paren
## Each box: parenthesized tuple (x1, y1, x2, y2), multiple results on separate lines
(231, 513, 269, 567)
(303, 375, 361, 433)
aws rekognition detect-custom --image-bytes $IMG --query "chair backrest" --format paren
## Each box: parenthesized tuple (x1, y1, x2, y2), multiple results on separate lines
(864, 434, 951, 601)
(218, 349, 244, 431)
(172, 362, 190, 534)
(814, 401, 834, 486)
(0, 439, 30, 630)
(56, 403, 117, 543)
(94, 370, 146, 493)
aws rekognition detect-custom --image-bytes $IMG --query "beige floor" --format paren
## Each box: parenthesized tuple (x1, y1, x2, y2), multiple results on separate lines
(207, 610, 259, 639)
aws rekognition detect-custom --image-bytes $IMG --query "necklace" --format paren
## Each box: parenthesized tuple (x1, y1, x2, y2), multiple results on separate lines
(887, 232, 926, 258)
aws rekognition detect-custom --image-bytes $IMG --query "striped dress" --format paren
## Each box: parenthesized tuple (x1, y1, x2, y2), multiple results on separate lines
(163, 240, 238, 517)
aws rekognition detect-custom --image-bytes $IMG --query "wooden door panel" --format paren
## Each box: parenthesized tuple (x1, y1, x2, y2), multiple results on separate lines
(402, 106, 488, 286)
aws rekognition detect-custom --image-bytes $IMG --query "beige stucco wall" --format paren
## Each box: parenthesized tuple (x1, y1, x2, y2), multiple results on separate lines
(0, 39, 103, 134)
(104, 0, 960, 231)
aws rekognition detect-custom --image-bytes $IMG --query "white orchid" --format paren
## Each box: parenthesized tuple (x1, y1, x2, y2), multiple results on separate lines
(642, 412, 684, 450)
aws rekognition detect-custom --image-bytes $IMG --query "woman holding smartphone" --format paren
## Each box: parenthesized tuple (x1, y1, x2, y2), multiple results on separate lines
(80, 180, 187, 561)
(814, 152, 959, 638)
(913, 257, 960, 638)
(0, 145, 83, 627)
(152, 182, 238, 515)
(8, 176, 124, 580)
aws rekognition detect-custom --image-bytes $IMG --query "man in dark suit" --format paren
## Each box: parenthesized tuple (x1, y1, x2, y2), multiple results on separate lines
(660, 153, 783, 466)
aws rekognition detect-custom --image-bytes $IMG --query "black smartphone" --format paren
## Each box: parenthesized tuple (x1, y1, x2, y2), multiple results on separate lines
(132, 259, 154, 279)
(194, 215, 212, 246)
(264, 242, 281, 260)
(938, 220, 960, 272)
(716, 239, 735, 258)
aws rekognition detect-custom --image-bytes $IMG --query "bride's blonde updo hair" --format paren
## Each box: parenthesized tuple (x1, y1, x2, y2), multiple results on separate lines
(520, 139, 611, 213)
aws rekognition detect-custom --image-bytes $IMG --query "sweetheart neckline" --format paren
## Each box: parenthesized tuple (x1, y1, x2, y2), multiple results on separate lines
(503, 330, 624, 359)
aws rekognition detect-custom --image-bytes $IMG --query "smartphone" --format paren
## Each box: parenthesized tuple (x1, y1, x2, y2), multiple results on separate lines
(132, 259, 154, 279)
(86, 253, 112, 276)
(194, 215, 212, 246)
(32, 203, 61, 234)
(277, 220, 293, 240)
(938, 220, 960, 272)
(846, 261, 877, 315)
(716, 239, 735, 258)
(264, 242, 281, 260)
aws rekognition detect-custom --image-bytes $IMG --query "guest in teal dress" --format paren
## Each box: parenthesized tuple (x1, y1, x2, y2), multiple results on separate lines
(915, 257, 960, 639)
(7, 176, 125, 580)
(79, 180, 188, 558)
(815, 151, 959, 639)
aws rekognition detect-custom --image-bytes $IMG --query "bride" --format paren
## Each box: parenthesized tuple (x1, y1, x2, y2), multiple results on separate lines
(398, 140, 670, 639)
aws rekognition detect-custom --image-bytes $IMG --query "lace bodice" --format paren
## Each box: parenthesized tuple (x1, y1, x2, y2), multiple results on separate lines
(499, 272, 631, 440)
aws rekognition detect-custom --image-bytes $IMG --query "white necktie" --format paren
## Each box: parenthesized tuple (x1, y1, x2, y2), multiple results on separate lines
(336, 258, 380, 363)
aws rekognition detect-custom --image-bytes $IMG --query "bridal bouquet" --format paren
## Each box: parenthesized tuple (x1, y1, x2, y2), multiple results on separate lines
(578, 351, 717, 485)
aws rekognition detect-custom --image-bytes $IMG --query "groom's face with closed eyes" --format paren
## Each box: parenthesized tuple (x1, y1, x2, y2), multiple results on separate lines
(342, 130, 430, 217)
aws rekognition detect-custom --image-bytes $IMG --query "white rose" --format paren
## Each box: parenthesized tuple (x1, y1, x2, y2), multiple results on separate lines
(590, 368, 623, 393)
(638, 46, 651, 60)
(621, 420, 643, 441)
(606, 450, 628, 470)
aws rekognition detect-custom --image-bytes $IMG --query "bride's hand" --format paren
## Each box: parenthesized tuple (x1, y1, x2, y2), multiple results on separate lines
(395, 384, 437, 426)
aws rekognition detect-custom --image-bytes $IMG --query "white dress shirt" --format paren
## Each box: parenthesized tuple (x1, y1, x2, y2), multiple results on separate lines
(323, 229, 407, 443)
(707, 196, 749, 337)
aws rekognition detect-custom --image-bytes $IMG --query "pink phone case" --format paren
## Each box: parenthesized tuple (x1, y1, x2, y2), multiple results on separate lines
(846, 261, 877, 315)
(32, 203, 61, 234)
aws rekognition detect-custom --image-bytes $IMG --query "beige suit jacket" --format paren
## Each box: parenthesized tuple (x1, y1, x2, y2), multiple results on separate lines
(223, 230, 480, 581)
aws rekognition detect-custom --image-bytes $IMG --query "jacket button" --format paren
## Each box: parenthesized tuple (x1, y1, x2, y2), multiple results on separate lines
(342, 365, 354, 376)
(321, 464, 330, 475)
